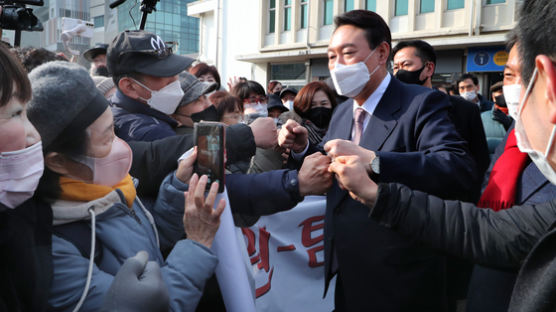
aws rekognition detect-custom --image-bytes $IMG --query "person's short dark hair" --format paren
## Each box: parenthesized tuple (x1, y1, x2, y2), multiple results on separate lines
(392, 40, 437, 66)
(13, 47, 60, 73)
(334, 10, 392, 51)
(457, 73, 479, 87)
(0, 44, 31, 107)
(231, 80, 266, 102)
(518, 0, 556, 84)
(0, 40, 12, 50)
(189, 62, 221, 89)
(211, 92, 243, 120)
(506, 28, 519, 51)
(490, 81, 504, 93)
(294, 81, 337, 116)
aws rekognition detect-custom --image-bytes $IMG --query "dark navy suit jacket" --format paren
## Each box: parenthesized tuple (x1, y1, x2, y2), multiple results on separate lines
(467, 126, 556, 312)
(318, 77, 479, 311)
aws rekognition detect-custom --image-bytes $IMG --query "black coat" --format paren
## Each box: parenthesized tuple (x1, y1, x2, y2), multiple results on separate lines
(0, 199, 52, 312)
(447, 95, 490, 200)
(370, 183, 556, 312)
(466, 127, 556, 312)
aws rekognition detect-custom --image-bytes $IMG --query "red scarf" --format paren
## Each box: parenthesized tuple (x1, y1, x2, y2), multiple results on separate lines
(477, 129, 529, 211)
(494, 104, 509, 115)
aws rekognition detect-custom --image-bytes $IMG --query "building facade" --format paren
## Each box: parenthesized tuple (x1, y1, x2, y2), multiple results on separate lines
(191, 0, 521, 94)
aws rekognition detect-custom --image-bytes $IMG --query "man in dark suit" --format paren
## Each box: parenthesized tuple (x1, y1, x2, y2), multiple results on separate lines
(392, 39, 491, 309)
(279, 10, 478, 311)
(392, 39, 490, 201)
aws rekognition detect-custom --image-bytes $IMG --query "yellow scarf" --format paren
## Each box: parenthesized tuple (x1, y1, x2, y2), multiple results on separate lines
(59, 174, 136, 208)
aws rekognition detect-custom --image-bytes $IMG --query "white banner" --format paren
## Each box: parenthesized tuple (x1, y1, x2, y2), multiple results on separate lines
(241, 196, 335, 312)
(212, 189, 257, 312)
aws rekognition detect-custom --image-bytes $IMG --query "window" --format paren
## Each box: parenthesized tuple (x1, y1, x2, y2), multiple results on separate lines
(323, 0, 333, 25)
(447, 0, 464, 10)
(284, 0, 292, 31)
(300, 0, 308, 29)
(93, 15, 104, 28)
(365, 0, 376, 11)
(270, 63, 306, 80)
(269, 0, 276, 33)
(344, 0, 354, 12)
(485, 0, 505, 4)
(420, 0, 434, 13)
(395, 0, 408, 16)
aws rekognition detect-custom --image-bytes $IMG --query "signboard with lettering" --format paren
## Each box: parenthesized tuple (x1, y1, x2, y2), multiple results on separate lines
(466, 46, 508, 72)
(242, 196, 335, 311)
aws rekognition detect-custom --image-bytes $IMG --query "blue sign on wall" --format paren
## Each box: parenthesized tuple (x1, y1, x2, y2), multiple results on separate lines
(466, 46, 508, 72)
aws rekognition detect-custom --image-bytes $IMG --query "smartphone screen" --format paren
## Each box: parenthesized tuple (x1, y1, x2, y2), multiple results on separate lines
(194, 122, 225, 193)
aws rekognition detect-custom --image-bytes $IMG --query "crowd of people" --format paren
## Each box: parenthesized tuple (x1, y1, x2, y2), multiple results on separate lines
(1, 0, 556, 311)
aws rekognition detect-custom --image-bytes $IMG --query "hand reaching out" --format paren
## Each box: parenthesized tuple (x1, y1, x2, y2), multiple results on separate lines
(183, 174, 226, 248)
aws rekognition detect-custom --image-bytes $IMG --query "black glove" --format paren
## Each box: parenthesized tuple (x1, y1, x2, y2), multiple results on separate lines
(101, 251, 169, 312)
(492, 108, 513, 131)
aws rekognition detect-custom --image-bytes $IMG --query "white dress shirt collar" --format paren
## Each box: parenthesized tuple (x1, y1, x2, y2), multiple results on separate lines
(352, 73, 392, 116)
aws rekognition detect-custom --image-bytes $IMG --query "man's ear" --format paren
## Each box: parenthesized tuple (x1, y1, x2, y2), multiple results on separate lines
(119, 77, 148, 101)
(377, 41, 391, 66)
(537, 55, 556, 124)
(425, 61, 435, 78)
(44, 152, 70, 176)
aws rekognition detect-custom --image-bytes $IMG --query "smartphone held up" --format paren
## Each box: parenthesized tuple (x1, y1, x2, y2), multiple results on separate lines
(193, 122, 225, 193)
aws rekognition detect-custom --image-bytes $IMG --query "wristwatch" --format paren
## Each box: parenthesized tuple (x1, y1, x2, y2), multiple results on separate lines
(370, 155, 380, 175)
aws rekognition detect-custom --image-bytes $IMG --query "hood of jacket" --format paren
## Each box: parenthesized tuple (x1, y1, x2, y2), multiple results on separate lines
(50, 189, 122, 226)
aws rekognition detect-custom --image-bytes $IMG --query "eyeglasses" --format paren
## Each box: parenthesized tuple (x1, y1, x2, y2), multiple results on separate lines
(243, 96, 267, 104)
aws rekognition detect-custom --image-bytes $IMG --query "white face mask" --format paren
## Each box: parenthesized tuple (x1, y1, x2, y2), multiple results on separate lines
(0, 142, 44, 210)
(242, 102, 268, 124)
(284, 100, 294, 111)
(503, 84, 521, 120)
(133, 79, 184, 115)
(514, 67, 556, 185)
(460, 90, 477, 102)
(330, 49, 380, 98)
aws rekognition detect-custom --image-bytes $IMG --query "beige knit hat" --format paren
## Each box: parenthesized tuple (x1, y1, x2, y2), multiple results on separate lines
(92, 76, 115, 96)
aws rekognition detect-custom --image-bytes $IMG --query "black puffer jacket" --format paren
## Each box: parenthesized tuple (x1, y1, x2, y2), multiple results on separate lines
(370, 183, 556, 311)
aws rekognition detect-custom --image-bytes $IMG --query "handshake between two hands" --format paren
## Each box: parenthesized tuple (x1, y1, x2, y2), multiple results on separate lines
(280, 119, 379, 206)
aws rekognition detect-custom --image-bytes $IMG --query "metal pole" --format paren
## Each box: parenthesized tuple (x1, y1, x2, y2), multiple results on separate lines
(14, 30, 21, 47)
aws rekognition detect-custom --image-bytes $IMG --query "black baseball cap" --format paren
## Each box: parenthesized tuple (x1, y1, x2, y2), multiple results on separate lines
(83, 43, 108, 62)
(279, 87, 298, 99)
(107, 30, 194, 77)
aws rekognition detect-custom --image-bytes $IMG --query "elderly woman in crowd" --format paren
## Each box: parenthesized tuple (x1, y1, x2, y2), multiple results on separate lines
(26, 61, 224, 312)
(189, 62, 222, 90)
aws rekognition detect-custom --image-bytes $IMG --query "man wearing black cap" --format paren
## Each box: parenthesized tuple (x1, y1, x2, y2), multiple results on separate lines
(267, 93, 289, 119)
(107, 30, 194, 142)
(84, 43, 109, 77)
(280, 87, 297, 110)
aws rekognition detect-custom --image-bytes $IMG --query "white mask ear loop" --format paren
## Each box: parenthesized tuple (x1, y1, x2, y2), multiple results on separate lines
(544, 125, 556, 157)
(518, 67, 538, 116)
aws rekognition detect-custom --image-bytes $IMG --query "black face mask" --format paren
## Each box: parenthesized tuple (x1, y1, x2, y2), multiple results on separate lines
(91, 65, 109, 77)
(190, 105, 218, 122)
(307, 107, 332, 129)
(395, 66, 427, 85)
(494, 94, 507, 107)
